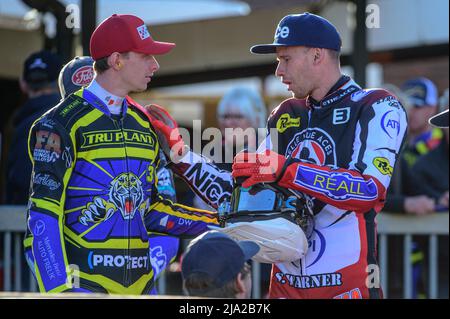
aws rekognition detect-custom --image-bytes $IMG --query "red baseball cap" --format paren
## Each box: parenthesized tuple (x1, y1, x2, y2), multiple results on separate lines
(90, 14, 175, 60)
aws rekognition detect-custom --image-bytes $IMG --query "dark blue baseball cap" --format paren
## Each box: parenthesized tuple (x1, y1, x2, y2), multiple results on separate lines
(402, 77, 439, 108)
(58, 56, 95, 98)
(251, 12, 342, 54)
(23, 50, 63, 84)
(181, 231, 259, 288)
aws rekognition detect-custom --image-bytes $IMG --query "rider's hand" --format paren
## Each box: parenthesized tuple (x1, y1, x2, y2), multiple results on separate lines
(144, 104, 188, 162)
(403, 195, 435, 215)
(232, 150, 287, 188)
(438, 191, 449, 208)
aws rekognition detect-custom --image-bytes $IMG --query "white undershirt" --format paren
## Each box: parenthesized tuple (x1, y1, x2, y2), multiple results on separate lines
(86, 80, 124, 115)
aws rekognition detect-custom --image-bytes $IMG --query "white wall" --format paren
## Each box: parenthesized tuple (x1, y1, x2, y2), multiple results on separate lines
(322, 0, 449, 53)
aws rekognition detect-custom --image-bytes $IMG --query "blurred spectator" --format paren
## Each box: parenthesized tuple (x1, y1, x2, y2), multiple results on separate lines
(382, 83, 435, 215)
(5, 50, 62, 204)
(401, 77, 443, 168)
(381, 83, 436, 299)
(192, 87, 267, 206)
(216, 86, 267, 170)
(411, 108, 449, 209)
(181, 231, 259, 298)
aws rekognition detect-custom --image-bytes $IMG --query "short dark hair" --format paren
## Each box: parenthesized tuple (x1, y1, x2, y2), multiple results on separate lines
(93, 52, 130, 74)
(93, 57, 110, 74)
(183, 262, 251, 298)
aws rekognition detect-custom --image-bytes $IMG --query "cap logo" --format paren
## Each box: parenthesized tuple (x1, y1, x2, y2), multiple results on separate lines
(275, 26, 290, 40)
(136, 24, 150, 40)
(71, 65, 94, 86)
(29, 58, 47, 70)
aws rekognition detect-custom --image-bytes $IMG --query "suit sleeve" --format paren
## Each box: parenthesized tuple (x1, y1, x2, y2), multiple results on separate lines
(277, 94, 408, 213)
(25, 117, 75, 292)
(144, 185, 219, 239)
(168, 150, 233, 209)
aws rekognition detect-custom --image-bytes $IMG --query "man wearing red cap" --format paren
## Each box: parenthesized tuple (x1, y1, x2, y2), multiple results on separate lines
(24, 14, 218, 294)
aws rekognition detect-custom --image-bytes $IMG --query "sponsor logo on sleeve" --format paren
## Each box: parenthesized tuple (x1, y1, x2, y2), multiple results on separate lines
(34, 173, 61, 191)
(276, 113, 300, 133)
(294, 166, 378, 201)
(373, 157, 393, 177)
(381, 110, 401, 138)
(33, 131, 61, 163)
(62, 147, 73, 168)
(34, 219, 46, 236)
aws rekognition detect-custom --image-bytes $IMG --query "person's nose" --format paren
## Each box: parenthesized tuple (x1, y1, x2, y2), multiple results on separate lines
(150, 56, 160, 73)
(275, 61, 285, 78)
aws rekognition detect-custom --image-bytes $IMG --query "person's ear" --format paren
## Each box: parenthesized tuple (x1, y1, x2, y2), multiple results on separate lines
(313, 48, 324, 65)
(108, 52, 123, 71)
(234, 272, 246, 298)
(19, 77, 28, 94)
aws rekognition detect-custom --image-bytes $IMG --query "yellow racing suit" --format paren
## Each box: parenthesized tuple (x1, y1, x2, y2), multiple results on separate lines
(23, 89, 218, 294)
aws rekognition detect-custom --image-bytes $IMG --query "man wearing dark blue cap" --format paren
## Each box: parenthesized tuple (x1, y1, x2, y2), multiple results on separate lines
(151, 12, 408, 299)
(5, 50, 62, 204)
(182, 231, 259, 298)
(231, 12, 408, 299)
(401, 77, 443, 168)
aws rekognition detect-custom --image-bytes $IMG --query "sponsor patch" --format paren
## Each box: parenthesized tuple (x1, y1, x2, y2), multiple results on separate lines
(285, 128, 336, 165)
(81, 129, 156, 149)
(276, 113, 300, 133)
(34, 131, 61, 163)
(34, 173, 61, 191)
(381, 110, 401, 138)
(88, 251, 149, 270)
(184, 164, 232, 206)
(332, 107, 351, 125)
(373, 157, 393, 177)
(71, 65, 94, 86)
(34, 219, 46, 236)
(62, 147, 73, 168)
(294, 166, 378, 201)
(275, 25, 289, 39)
(136, 24, 150, 40)
(274, 271, 343, 289)
(59, 99, 83, 117)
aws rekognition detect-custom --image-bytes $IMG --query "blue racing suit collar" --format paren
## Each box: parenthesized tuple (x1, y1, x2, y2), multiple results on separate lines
(77, 87, 128, 118)
(307, 75, 360, 109)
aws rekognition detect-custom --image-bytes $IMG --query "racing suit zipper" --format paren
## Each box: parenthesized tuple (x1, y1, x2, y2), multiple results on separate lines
(116, 117, 132, 287)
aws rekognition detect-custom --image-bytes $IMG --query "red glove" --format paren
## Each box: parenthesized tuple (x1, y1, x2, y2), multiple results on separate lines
(144, 104, 188, 162)
(232, 150, 287, 188)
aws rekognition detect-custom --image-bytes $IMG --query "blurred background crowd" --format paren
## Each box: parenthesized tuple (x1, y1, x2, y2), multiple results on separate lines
(0, 0, 448, 298)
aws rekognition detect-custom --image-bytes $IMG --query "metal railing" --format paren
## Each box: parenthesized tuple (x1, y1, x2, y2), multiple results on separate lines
(0, 205, 448, 298)
(377, 212, 449, 299)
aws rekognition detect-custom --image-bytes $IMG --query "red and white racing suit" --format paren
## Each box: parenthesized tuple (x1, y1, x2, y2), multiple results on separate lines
(170, 76, 408, 299)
